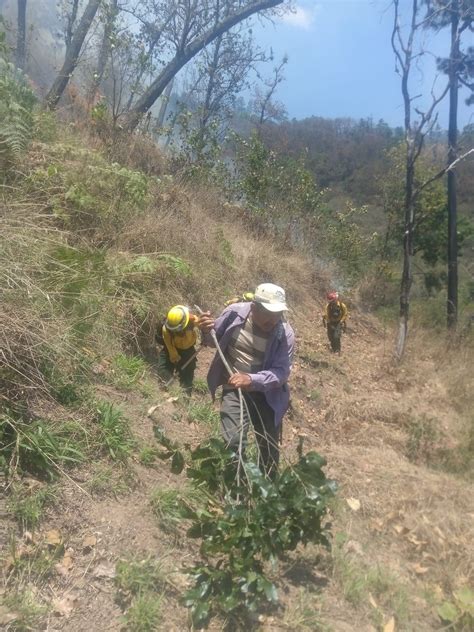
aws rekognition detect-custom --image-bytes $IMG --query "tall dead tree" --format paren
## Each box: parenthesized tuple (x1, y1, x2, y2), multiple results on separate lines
(253, 54, 288, 132)
(125, 0, 286, 130)
(45, 0, 102, 109)
(16, 0, 27, 70)
(391, 0, 449, 358)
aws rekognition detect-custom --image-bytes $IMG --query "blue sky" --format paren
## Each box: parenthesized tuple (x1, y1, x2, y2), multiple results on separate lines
(253, 0, 473, 128)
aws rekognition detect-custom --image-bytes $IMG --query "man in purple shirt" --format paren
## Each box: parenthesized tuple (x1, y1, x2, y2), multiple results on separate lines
(199, 283, 295, 478)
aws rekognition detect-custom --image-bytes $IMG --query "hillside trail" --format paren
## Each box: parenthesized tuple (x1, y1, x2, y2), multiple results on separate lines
(12, 302, 473, 631)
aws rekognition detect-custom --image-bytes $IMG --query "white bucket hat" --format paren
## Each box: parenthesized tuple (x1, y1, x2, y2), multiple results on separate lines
(253, 283, 288, 312)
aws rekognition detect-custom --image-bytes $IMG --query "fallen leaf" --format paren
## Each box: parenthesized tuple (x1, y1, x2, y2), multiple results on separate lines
(346, 497, 361, 511)
(52, 594, 78, 617)
(393, 524, 409, 535)
(93, 561, 116, 579)
(368, 593, 378, 609)
(412, 563, 429, 575)
(147, 404, 160, 416)
(406, 533, 427, 547)
(370, 519, 384, 533)
(82, 534, 97, 550)
(166, 396, 179, 404)
(45, 529, 62, 546)
(55, 550, 74, 576)
(434, 526, 445, 540)
(384, 616, 395, 632)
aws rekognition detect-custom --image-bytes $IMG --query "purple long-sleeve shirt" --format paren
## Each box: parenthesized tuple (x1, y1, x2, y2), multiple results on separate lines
(205, 303, 295, 427)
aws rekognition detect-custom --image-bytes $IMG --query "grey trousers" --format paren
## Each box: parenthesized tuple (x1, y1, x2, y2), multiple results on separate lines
(220, 389, 280, 478)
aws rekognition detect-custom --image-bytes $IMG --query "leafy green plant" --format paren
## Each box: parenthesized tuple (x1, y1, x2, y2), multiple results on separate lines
(192, 378, 209, 395)
(115, 557, 166, 603)
(123, 593, 162, 632)
(282, 589, 327, 631)
(138, 446, 159, 466)
(150, 488, 184, 533)
(438, 587, 474, 631)
(186, 401, 219, 430)
(110, 353, 146, 389)
(332, 534, 408, 623)
(0, 44, 36, 167)
(405, 414, 440, 464)
(115, 557, 165, 631)
(153, 425, 186, 474)
(1, 415, 84, 480)
(95, 401, 133, 460)
(0, 589, 47, 631)
(153, 431, 336, 627)
(8, 484, 56, 531)
(86, 463, 135, 496)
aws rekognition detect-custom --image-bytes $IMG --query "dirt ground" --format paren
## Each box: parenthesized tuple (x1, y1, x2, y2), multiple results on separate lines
(2, 305, 473, 631)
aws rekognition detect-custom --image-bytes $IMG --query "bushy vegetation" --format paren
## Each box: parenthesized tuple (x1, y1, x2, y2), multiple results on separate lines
(0, 31, 36, 169)
(153, 428, 336, 627)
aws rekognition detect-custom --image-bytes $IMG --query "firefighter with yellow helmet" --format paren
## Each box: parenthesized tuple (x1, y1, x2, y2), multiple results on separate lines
(224, 291, 255, 307)
(156, 305, 200, 393)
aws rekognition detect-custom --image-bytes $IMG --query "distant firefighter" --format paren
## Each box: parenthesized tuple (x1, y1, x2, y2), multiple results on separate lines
(323, 292, 348, 353)
(224, 291, 255, 307)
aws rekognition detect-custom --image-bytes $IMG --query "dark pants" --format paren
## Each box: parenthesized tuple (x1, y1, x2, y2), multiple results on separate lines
(157, 346, 196, 394)
(327, 322, 342, 353)
(220, 389, 280, 479)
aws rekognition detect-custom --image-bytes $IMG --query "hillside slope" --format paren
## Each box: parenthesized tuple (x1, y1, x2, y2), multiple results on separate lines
(1, 129, 473, 632)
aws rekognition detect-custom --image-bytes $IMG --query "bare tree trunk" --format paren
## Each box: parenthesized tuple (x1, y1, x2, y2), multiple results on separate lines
(16, 0, 27, 70)
(447, 0, 459, 329)
(156, 79, 174, 128)
(88, 0, 118, 102)
(45, 0, 102, 110)
(397, 155, 415, 359)
(125, 0, 283, 130)
(394, 0, 418, 359)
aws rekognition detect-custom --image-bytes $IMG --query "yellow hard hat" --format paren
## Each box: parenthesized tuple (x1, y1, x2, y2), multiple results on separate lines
(165, 305, 190, 332)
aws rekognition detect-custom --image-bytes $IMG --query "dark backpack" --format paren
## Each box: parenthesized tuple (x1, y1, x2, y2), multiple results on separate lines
(329, 302, 342, 320)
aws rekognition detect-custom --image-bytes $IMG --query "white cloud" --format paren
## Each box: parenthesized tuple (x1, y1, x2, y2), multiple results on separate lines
(281, 5, 318, 31)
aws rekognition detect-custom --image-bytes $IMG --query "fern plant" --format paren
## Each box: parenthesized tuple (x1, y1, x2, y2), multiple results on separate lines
(0, 35, 36, 167)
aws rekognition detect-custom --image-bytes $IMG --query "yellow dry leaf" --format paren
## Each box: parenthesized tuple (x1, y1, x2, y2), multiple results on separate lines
(393, 524, 408, 535)
(384, 616, 396, 632)
(412, 563, 429, 575)
(52, 594, 78, 617)
(82, 534, 97, 549)
(45, 529, 62, 546)
(368, 593, 378, 609)
(55, 549, 74, 576)
(346, 497, 361, 511)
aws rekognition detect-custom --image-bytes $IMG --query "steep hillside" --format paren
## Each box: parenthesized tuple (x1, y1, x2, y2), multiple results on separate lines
(1, 124, 473, 632)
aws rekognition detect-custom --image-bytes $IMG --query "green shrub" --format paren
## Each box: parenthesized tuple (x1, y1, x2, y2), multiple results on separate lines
(123, 594, 162, 632)
(154, 432, 336, 627)
(110, 354, 146, 389)
(8, 484, 56, 530)
(1, 414, 84, 480)
(115, 557, 166, 602)
(0, 36, 36, 168)
(438, 586, 474, 630)
(95, 401, 133, 460)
